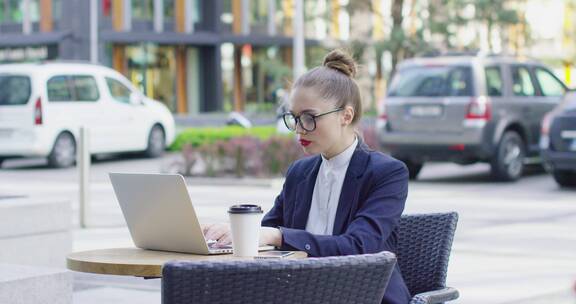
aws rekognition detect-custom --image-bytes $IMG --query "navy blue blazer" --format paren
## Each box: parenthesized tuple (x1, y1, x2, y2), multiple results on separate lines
(262, 142, 411, 304)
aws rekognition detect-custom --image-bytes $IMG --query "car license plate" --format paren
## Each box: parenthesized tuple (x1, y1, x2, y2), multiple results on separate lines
(408, 105, 442, 117)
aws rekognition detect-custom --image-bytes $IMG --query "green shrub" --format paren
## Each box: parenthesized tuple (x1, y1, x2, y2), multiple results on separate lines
(170, 125, 283, 151)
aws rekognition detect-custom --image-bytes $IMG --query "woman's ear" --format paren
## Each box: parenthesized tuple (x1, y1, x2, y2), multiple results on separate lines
(342, 105, 355, 126)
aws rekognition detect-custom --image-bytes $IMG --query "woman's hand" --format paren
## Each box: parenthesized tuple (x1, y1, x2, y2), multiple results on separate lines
(202, 223, 232, 247)
(260, 227, 282, 247)
(202, 224, 283, 247)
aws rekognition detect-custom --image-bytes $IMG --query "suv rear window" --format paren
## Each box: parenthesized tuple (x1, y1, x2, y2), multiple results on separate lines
(0, 75, 32, 106)
(388, 65, 473, 97)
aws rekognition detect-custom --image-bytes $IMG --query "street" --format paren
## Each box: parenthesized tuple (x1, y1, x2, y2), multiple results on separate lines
(0, 154, 575, 304)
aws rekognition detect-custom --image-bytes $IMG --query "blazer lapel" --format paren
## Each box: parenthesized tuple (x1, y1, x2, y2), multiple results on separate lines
(332, 142, 370, 235)
(292, 156, 322, 229)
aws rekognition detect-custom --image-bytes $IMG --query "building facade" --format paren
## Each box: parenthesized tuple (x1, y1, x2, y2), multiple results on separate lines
(0, 0, 357, 114)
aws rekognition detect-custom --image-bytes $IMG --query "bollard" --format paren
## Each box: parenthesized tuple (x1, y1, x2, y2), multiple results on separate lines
(78, 126, 90, 228)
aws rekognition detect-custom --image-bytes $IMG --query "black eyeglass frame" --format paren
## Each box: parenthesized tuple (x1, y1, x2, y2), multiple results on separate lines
(282, 107, 344, 132)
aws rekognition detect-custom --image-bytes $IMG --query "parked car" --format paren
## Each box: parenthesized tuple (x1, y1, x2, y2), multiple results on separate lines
(377, 54, 567, 181)
(540, 91, 576, 187)
(0, 62, 175, 168)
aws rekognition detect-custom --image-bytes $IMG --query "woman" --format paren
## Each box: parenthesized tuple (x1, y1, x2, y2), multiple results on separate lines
(204, 50, 411, 304)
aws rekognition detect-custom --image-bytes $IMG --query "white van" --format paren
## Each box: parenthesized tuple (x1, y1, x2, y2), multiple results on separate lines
(0, 62, 175, 168)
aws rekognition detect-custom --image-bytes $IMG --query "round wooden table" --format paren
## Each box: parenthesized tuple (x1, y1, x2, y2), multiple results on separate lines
(67, 248, 308, 277)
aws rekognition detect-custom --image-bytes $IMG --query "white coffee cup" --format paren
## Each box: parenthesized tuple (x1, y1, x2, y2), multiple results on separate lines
(228, 204, 263, 257)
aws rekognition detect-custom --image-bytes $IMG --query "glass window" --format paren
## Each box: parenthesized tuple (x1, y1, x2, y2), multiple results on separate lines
(72, 76, 99, 101)
(485, 67, 503, 96)
(388, 66, 474, 97)
(106, 77, 132, 104)
(30, 0, 39, 22)
(52, 0, 62, 21)
(0, 2, 5, 23)
(220, 0, 233, 32)
(511, 66, 536, 96)
(304, 0, 328, 40)
(164, 0, 174, 19)
(191, 0, 201, 25)
(0, 75, 31, 105)
(251, 0, 267, 33)
(47, 76, 72, 102)
(132, 0, 153, 20)
(534, 68, 565, 97)
(8, 0, 22, 22)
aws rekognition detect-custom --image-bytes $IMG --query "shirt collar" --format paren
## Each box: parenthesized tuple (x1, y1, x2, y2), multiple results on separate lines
(321, 137, 358, 172)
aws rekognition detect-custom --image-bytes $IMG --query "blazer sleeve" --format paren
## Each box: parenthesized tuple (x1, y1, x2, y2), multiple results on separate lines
(261, 164, 294, 228)
(278, 160, 408, 257)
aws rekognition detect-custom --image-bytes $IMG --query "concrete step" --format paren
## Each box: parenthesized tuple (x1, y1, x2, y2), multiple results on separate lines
(0, 198, 72, 267)
(0, 264, 72, 304)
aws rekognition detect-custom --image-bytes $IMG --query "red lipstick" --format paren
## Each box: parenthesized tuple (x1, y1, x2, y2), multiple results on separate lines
(299, 139, 312, 147)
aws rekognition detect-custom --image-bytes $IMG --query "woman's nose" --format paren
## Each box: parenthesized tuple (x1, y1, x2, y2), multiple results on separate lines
(295, 122, 307, 135)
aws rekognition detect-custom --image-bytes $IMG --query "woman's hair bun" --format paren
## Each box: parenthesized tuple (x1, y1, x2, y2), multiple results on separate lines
(322, 49, 357, 78)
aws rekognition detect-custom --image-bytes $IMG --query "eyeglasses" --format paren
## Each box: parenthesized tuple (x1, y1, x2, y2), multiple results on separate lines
(282, 107, 344, 132)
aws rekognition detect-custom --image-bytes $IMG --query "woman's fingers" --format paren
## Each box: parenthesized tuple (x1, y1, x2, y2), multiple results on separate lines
(204, 223, 230, 242)
(216, 232, 232, 246)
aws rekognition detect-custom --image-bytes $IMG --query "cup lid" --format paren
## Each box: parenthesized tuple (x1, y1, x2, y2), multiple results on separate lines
(228, 204, 263, 214)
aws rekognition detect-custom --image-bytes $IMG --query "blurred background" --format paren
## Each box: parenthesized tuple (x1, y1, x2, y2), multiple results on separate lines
(1, 1, 576, 304)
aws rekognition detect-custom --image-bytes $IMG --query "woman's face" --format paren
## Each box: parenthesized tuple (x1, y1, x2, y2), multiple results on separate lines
(289, 87, 351, 157)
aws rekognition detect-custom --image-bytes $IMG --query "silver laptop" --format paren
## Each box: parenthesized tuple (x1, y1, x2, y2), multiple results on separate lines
(109, 172, 272, 255)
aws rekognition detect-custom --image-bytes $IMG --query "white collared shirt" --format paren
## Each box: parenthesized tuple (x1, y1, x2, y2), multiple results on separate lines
(305, 137, 358, 235)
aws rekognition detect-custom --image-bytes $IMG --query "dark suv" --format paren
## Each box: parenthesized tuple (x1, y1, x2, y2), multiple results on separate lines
(540, 91, 576, 187)
(377, 54, 567, 181)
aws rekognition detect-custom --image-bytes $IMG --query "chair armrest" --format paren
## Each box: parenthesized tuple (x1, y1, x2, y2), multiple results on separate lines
(409, 287, 459, 304)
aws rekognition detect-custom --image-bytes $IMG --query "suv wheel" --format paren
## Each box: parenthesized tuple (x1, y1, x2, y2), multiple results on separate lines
(144, 125, 165, 158)
(398, 159, 424, 180)
(552, 170, 576, 188)
(0, 158, 4, 168)
(491, 131, 525, 181)
(48, 132, 76, 168)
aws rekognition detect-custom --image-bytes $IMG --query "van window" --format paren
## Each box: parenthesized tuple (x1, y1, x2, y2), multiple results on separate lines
(72, 76, 100, 101)
(0, 75, 31, 106)
(47, 76, 73, 102)
(485, 67, 503, 96)
(534, 68, 565, 97)
(511, 66, 536, 96)
(105, 77, 132, 104)
(388, 66, 473, 97)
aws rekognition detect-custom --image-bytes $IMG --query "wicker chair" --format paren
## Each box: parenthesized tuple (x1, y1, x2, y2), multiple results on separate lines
(396, 212, 460, 304)
(162, 251, 397, 304)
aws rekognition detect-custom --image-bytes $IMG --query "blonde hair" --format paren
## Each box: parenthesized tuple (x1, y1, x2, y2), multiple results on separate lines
(292, 49, 362, 124)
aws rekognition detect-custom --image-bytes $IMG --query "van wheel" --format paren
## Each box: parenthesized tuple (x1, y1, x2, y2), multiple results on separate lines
(144, 125, 165, 158)
(491, 131, 525, 181)
(0, 158, 5, 168)
(48, 132, 76, 168)
(552, 170, 576, 188)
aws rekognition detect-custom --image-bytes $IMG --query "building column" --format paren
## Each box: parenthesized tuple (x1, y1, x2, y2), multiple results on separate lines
(40, 0, 53, 32)
(282, 0, 293, 36)
(22, 0, 31, 34)
(176, 47, 188, 114)
(268, 0, 276, 36)
(232, 0, 242, 34)
(200, 46, 222, 112)
(112, 0, 124, 31)
(233, 46, 244, 112)
(153, 0, 163, 32)
(112, 45, 126, 75)
(231, 0, 246, 112)
(175, 0, 185, 32)
(240, 0, 249, 35)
